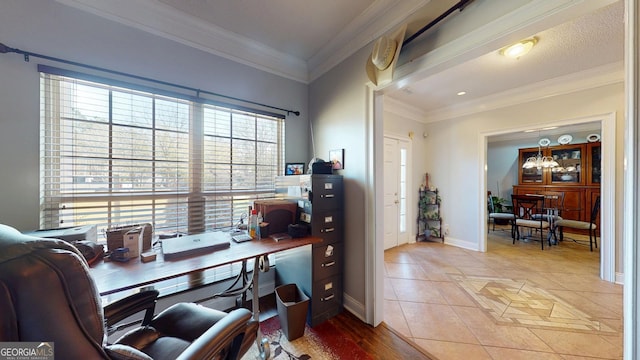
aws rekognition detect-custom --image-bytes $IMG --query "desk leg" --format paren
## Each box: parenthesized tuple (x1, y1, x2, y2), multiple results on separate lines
(253, 256, 270, 359)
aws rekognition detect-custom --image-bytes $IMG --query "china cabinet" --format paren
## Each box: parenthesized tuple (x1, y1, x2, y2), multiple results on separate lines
(518, 144, 588, 185)
(514, 142, 600, 232)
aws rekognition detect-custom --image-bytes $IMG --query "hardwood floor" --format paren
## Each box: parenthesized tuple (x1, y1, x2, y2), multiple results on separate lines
(255, 293, 435, 359)
(326, 310, 435, 360)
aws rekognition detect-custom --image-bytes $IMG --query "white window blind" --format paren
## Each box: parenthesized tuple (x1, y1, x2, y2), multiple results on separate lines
(40, 72, 285, 238)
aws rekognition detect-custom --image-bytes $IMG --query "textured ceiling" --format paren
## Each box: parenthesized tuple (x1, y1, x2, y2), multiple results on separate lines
(387, 1, 624, 118)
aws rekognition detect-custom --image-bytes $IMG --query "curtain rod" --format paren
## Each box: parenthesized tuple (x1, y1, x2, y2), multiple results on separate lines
(403, 0, 475, 47)
(0, 42, 301, 117)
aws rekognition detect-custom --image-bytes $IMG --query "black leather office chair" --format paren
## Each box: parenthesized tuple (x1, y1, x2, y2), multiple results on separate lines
(0, 224, 258, 360)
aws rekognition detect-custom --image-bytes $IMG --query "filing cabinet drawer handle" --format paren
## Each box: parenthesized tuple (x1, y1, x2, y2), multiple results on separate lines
(321, 294, 335, 301)
(321, 227, 335, 233)
(321, 261, 336, 268)
(321, 194, 335, 198)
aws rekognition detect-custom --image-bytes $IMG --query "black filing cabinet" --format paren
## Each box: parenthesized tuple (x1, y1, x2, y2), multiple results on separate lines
(274, 174, 343, 327)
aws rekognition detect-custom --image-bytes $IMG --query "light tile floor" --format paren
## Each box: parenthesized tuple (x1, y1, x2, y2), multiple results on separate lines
(383, 227, 623, 360)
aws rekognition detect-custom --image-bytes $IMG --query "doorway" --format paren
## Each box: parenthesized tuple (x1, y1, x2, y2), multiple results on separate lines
(480, 112, 616, 281)
(383, 136, 411, 250)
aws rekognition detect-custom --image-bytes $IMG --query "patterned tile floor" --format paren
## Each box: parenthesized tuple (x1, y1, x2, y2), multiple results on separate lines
(383, 227, 623, 360)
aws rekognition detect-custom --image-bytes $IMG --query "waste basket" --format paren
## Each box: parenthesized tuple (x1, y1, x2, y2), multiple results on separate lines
(275, 283, 309, 341)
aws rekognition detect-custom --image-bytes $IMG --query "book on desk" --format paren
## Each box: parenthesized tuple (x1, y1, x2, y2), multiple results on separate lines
(161, 232, 230, 260)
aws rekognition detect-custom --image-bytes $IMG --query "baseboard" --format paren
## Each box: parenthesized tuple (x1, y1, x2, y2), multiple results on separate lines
(615, 272, 624, 285)
(441, 236, 480, 251)
(342, 292, 366, 322)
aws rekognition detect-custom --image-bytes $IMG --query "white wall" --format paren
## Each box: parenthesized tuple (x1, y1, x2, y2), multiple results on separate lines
(487, 142, 520, 201)
(0, 1, 309, 230)
(425, 83, 624, 271)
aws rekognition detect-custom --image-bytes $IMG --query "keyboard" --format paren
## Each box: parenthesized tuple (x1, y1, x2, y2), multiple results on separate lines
(232, 233, 253, 243)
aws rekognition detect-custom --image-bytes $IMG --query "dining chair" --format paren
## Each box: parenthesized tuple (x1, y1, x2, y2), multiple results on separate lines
(555, 195, 600, 251)
(511, 194, 550, 250)
(531, 191, 564, 244)
(488, 193, 515, 235)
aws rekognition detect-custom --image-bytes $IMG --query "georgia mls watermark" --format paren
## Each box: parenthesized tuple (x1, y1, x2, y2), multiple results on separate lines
(0, 342, 54, 360)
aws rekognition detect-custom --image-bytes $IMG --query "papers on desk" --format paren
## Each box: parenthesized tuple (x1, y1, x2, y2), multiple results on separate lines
(162, 232, 230, 260)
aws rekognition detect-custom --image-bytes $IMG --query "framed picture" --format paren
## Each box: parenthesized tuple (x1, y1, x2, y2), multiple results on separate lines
(285, 163, 305, 175)
(329, 149, 344, 170)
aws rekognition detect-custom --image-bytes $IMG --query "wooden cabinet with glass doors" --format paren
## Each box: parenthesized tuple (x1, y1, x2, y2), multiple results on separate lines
(586, 142, 601, 185)
(514, 142, 600, 233)
(519, 144, 589, 185)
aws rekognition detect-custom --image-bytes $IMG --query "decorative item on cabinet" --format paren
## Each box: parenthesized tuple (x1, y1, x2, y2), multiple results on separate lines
(329, 149, 344, 170)
(417, 186, 443, 242)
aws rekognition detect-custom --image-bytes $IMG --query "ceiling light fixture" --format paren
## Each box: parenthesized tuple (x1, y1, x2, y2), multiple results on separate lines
(457, 91, 466, 96)
(523, 130, 558, 170)
(522, 145, 558, 170)
(500, 37, 538, 59)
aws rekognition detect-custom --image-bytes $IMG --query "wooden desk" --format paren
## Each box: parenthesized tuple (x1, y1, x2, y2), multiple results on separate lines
(91, 235, 322, 296)
(90, 234, 321, 359)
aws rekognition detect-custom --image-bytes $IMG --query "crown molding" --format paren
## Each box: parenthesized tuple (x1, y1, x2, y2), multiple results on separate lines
(384, 96, 428, 121)
(308, 0, 428, 82)
(56, 0, 309, 82)
(420, 62, 624, 123)
(57, 0, 429, 83)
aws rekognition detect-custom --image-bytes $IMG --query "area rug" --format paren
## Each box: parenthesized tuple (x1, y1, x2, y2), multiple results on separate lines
(241, 316, 373, 360)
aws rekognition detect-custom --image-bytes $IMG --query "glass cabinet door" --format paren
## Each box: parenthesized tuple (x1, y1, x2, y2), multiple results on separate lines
(588, 143, 601, 185)
(519, 148, 544, 184)
(550, 145, 585, 184)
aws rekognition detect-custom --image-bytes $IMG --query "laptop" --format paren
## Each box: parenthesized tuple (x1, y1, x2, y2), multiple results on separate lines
(162, 232, 230, 260)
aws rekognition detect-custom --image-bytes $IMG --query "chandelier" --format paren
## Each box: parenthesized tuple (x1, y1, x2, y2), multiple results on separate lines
(522, 146, 559, 170)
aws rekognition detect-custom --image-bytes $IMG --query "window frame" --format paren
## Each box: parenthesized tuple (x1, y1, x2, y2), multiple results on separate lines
(39, 67, 285, 238)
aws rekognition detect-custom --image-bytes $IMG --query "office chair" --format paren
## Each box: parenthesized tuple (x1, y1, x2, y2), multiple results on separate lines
(555, 195, 600, 251)
(0, 224, 258, 360)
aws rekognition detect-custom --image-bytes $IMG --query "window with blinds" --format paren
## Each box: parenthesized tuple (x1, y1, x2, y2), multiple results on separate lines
(40, 72, 285, 238)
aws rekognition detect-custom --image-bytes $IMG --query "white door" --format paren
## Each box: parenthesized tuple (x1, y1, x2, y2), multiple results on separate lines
(384, 137, 410, 250)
